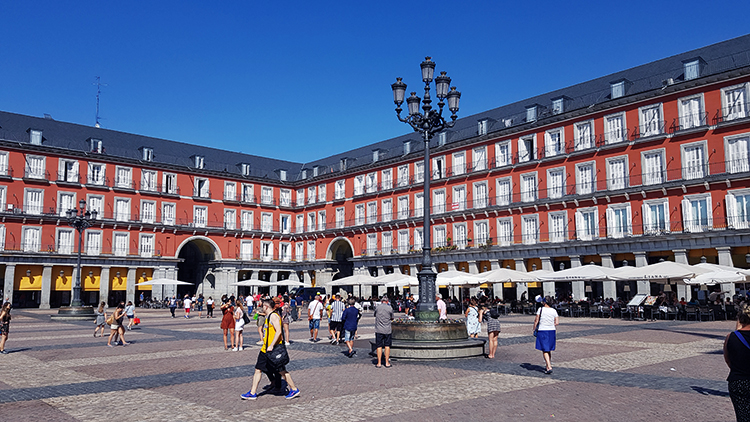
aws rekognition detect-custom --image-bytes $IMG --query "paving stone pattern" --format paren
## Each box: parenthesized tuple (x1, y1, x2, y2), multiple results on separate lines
(0, 309, 738, 421)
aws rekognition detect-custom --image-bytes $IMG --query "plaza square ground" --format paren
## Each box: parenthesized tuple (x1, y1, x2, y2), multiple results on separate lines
(0, 308, 739, 421)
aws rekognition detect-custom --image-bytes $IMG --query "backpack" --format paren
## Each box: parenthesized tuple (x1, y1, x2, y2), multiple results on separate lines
(489, 308, 500, 319)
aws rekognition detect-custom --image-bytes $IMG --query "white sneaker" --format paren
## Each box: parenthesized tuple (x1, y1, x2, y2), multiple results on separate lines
(238, 346, 243, 351)
(232, 347, 238, 351)
(284, 341, 290, 346)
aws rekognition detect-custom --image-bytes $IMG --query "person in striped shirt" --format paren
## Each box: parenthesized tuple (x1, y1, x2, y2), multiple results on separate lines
(329, 294, 345, 345)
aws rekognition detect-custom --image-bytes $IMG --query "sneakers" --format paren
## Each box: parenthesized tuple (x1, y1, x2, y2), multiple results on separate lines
(256, 341, 264, 346)
(285, 389, 300, 400)
(232, 347, 238, 351)
(0, 350, 7, 354)
(544, 369, 553, 375)
(238, 346, 243, 351)
(284, 341, 290, 346)
(240, 391, 257, 400)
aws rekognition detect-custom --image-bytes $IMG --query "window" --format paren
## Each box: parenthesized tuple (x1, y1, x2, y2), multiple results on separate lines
(262, 213, 273, 232)
(56, 228, 74, 254)
(354, 175, 365, 195)
(478, 119, 488, 135)
(495, 141, 511, 167)
(475, 220, 489, 245)
(142, 147, 154, 161)
(224, 209, 236, 230)
(414, 228, 423, 250)
(296, 214, 304, 233)
(296, 188, 305, 206)
(433, 189, 446, 214)
(30, 129, 42, 145)
(0, 186, 5, 211)
(141, 200, 156, 223)
(240, 240, 253, 260)
(193, 206, 207, 228)
(397, 165, 409, 187)
(432, 156, 446, 179)
(414, 193, 424, 217)
(24, 188, 43, 215)
(548, 211, 567, 243)
(280, 243, 291, 262)
(453, 223, 467, 249)
(85, 230, 102, 255)
(642, 199, 669, 234)
(240, 163, 251, 176)
(398, 196, 409, 219)
(115, 166, 132, 189)
(307, 186, 316, 204)
(87, 195, 103, 217)
(521, 173, 537, 202)
(139, 234, 154, 257)
(452, 152, 465, 176)
(194, 155, 205, 169)
(306, 240, 316, 260)
(473, 182, 488, 209)
(115, 198, 130, 222)
(726, 134, 750, 174)
(279, 169, 287, 181)
(547, 168, 565, 199)
(726, 189, 750, 229)
(141, 170, 157, 192)
(25, 155, 45, 179)
(684, 59, 701, 80)
(574, 120, 594, 150)
(607, 157, 628, 191)
(382, 199, 392, 222)
(381, 169, 392, 190)
(518, 135, 535, 163)
(722, 83, 749, 121)
(90, 138, 102, 153)
(472, 147, 487, 172)
(611, 81, 625, 99)
(434, 225, 447, 248)
(162, 173, 177, 194)
(261, 186, 273, 205)
(642, 150, 665, 185)
(366, 172, 378, 193)
(113, 232, 128, 256)
(261, 241, 273, 261)
(679, 95, 704, 129)
(414, 162, 424, 183)
(241, 210, 253, 231)
(452, 186, 466, 211)
(497, 217, 513, 246)
(335, 180, 346, 199)
(162, 202, 175, 225)
(682, 194, 712, 232)
(639, 104, 663, 137)
(318, 210, 326, 231)
(367, 233, 377, 255)
(239, 184, 253, 203)
(604, 112, 626, 144)
(398, 230, 410, 254)
(438, 132, 447, 146)
(22, 226, 41, 252)
(318, 184, 326, 202)
(295, 242, 303, 261)
(367, 201, 377, 224)
(335, 207, 345, 228)
(522, 215, 539, 245)
(552, 98, 565, 114)
(59, 159, 79, 183)
(578, 207, 601, 240)
(576, 163, 595, 195)
(496, 177, 511, 206)
(224, 182, 237, 201)
(606, 205, 631, 239)
(0, 151, 8, 176)
(195, 178, 210, 198)
(544, 128, 564, 157)
(682, 141, 707, 180)
(88, 163, 106, 185)
(355, 204, 365, 225)
(280, 189, 291, 207)
(382, 231, 392, 254)
(526, 106, 537, 122)
(58, 192, 76, 216)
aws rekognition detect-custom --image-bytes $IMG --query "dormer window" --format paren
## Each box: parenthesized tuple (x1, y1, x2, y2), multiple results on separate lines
(503, 118, 513, 128)
(438, 132, 446, 146)
(313, 166, 320, 177)
(611, 80, 629, 99)
(240, 163, 250, 176)
(478, 119, 488, 136)
(193, 155, 204, 169)
(339, 158, 348, 172)
(301, 169, 309, 179)
(526, 105, 538, 122)
(552, 97, 565, 114)
(372, 150, 380, 163)
(141, 147, 153, 161)
(279, 169, 287, 181)
(29, 129, 42, 145)
(683, 57, 705, 81)
(403, 140, 412, 155)
(90, 138, 103, 153)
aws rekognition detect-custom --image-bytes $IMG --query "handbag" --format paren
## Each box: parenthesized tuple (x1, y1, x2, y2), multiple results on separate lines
(105, 315, 114, 325)
(242, 311, 251, 325)
(265, 313, 290, 369)
(133, 317, 141, 325)
(533, 307, 543, 337)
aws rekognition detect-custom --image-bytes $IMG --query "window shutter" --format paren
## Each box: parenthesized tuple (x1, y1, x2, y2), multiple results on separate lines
(681, 199, 692, 232)
(705, 194, 713, 230)
(726, 192, 737, 228)
(606, 208, 614, 238)
(641, 203, 651, 234)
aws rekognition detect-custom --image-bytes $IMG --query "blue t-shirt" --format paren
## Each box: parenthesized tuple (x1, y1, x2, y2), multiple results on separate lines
(341, 307, 360, 332)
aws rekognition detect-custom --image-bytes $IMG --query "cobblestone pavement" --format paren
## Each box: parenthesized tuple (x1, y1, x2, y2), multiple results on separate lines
(0, 309, 737, 421)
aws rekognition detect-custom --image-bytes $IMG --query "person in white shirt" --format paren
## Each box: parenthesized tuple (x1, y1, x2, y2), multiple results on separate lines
(308, 294, 324, 342)
(532, 295, 559, 374)
(183, 295, 192, 319)
(436, 294, 447, 320)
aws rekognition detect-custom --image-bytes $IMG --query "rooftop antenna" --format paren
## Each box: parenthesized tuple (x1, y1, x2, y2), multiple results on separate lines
(93, 76, 107, 128)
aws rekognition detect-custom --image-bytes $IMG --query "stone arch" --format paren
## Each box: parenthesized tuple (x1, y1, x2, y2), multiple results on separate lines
(175, 237, 221, 296)
(326, 237, 354, 281)
(175, 236, 222, 261)
(326, 236, 354, 261)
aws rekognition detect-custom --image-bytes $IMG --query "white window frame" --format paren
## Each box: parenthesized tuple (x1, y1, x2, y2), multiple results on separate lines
(721, 82, 749, 121)
(575, 162, 596, 195)
(381, 199, 392, 222)
(114, 197, 131, 222)
(546, 167, 565, 199)
(414, 192, 424, 217)
(433, 225, 447, 248)
(24, 188, 44, 215)
(398, 196, 409, 219)
(262, 212, 274, 232)
(604, 112, 627, 144)
(472, 146, 487, 172)
(678, 93, 705, 130)
(520, 172, 537, 202)
(112, 232, 129, 256)
(224, 208, 236, 230)
(474, 220, 490, 246)
(58, 158, 79, 183)
(57, 191, 76, 216)
(296, 214, 304, 233)
(452, 185, 466, 211)
(85, 229, 102, 256)
(495, 140, 511, 167)
(638, 103, 664, 137)
(296, 188, 305, 206)
(398, 229, 410, 254)
(522, 214, 539, 245)
(335, 180, 346, 199)
(308, 186, 316, 204)
(641, 149, 666, 186)
(280, 188, 291, 207)
(725, 133, 750, 174)
(318, 210, 326, 231)
(280, 214, 291, 234)
(261, 241, 273, 262)
(366, 201, 377, 224)
(335, 207, 345, 229)
(56, 227, 75, 254)
(473, 181, 488, 209)
(414, 161, 424, 183)
(139, 233, 155, 258)
(682, 193, 713, 233)
(548, 211, 568, 243)
(88, 162, 106, 186)
(241, 210, 254, 231)
(397, 165, 409, 187)
(574, 120, 595, 150)
(577, 206, 601, 240)
(606, 156, 629, 191)
(354, 175, 365, 195)
(366, 172, 378, 193)
(280, 242, 292, 262)
(381, 169, 393, 190)
(432, 156, 446, 179)
(115, 166, 133, 189)
(452, 151, 465, 176)
(318, 184, 326, 202)
(261, 186, 273, 205)
(22, 226, 41, 252)
(496, 177, 512, 206)
(162, 172, 177, 195)
(544, 128, 565, 158)
(25, 155, 46, 179)
(681, 140, 708, 180)
(453, 222, 467, 249)
(382, 231, 393, 255)
(641, 199, 669, 235)
(726, 188, 750, 229)
(224, 182, 237, 201)
(140, 200, 156, 224)
(518, 135, 536, 163)
(497, 217, 513, 246)
(194, 177, 210, 198)
(240, 240, 253, 260)
(433, 188, 446, 214)
(355, 204, 365, 225)
(0, 151, 8, 176)
(193, 205, 208, 228)
(306, 240, 316, 260)
(162, 202, 176, 226)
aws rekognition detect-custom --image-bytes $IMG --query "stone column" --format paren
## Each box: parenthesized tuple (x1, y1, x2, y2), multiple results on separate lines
(634, 251, 648, 267)
(600, 253, 614, 268)
(40, 265, 52, 309)
(126, 268, 136, 304)
(514, 258, 528, 300)
(570, 255, 582, 268)
(572, 281, 585, 302)
(99, 266, 111, 304)
(600, 253, 616, 298)
(489, 261, 502, 300)
(514, 258, 527, 272)
(633, 251, 650, 295)
(225, 268, 239, 297)
(3, 265, 15, 305)
(717, 246, 733, 267)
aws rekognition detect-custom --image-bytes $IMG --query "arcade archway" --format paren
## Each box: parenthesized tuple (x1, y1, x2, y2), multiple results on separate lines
(176, 237, 218, 297)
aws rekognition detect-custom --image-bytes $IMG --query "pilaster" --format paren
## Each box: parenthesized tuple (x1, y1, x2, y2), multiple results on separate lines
(3, 265, 15, 305)
(40, 265, 52, 309)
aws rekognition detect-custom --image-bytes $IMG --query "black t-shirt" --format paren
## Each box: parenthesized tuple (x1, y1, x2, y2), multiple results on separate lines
(727, 330, 750, 382)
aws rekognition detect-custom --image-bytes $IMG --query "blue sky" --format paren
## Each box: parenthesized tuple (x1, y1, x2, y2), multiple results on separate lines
(1, 1, 748, 162)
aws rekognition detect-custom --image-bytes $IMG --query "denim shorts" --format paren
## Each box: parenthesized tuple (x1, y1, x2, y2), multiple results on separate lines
(309, 319, 320, 330)
(344, 330, 356, 342)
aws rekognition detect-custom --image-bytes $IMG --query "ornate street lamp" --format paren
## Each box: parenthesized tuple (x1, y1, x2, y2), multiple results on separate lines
(392, 57, 460, 320)
(65, 199, 97, 307)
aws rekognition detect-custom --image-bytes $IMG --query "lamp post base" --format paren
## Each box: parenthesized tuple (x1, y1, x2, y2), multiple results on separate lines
(52, 306, 96, 321)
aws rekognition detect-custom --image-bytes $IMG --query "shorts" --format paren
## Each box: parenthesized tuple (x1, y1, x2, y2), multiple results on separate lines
(330, 321, 343, 332)
(197, 305, 203, 311)
(255, 350, 286, 373)
(344, 330, 356, 342)
(235, 321, 245, 331)
(184, 308, 190, 313)
(126, 314, 134, 319)
(309, 319, 320, 330)
(110, 324, 120, 330)
(375, 333, 392, 348)
(257, 315, 266, 327)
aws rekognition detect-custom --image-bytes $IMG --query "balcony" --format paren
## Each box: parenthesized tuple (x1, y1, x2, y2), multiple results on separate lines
(23, 168, 51, 183)
(714, 101, 750, 125)
(56, 172, 81, 185)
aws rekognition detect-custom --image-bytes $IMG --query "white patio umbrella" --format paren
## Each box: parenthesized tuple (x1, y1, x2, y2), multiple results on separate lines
(685, 269, 745, 285)
(274, 279, 304, 287)
(375, 272, 417, 287)
(538, 263, 620, 281)
(328, 273, 378, 286)
(436, 270, 483, 286)
(694, 263, 750, 277)
(135, 278, 193, 286)
(231, 279, 272, 287)
(611, 261, 712, 283)
(476, 268, 540, 283)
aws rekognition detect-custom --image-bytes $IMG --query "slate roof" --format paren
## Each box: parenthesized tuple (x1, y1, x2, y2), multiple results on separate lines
(1, 34, 749, 184)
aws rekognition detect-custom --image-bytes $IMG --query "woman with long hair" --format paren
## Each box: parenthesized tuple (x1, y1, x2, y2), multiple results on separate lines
(281, 295, 292, 345)
(532, 295, 559, 374)
(233, 299, 246, 351)
(724, 303, 750, 421)
(465, 298, 480, 338)
(125, 301, 137, 331)
(220, 295, 236, 350)
(0, 302, 12, 354)
(107, 302, 129, 347)
(94, 301, 107, 337)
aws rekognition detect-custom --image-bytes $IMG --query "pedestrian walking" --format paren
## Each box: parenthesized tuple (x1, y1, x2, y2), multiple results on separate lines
(234, 299, 246, 351)
(125, 301, 137, 330)
(183, 294, 192, 319)
(724, 302, 750, 421)
(308, 294, 324, 342)
(206, 296, 214, 318)
(281, 296, 292, 345)
(107, 303, 129, 347)
(196, 294, 204, 318)
(94, 301, 107, 337)
(168, 295, 177, 318)
(532, 295, 558, 374)
(329, 294, 345, 344)
(486, 305, 501, 359)
(220, 296, 236, 350)
(436, 293, 447, 320)
(465, 298, 480, 338)
(0, 302, 12, 354)
(341, 298, 360, 357)
(241, 298, 300, 400)
(374, 296, 394, 368)
(254, 302, 266, 346)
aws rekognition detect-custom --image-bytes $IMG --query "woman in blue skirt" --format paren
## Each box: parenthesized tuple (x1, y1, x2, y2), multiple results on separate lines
(533, 295, 559, 374)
